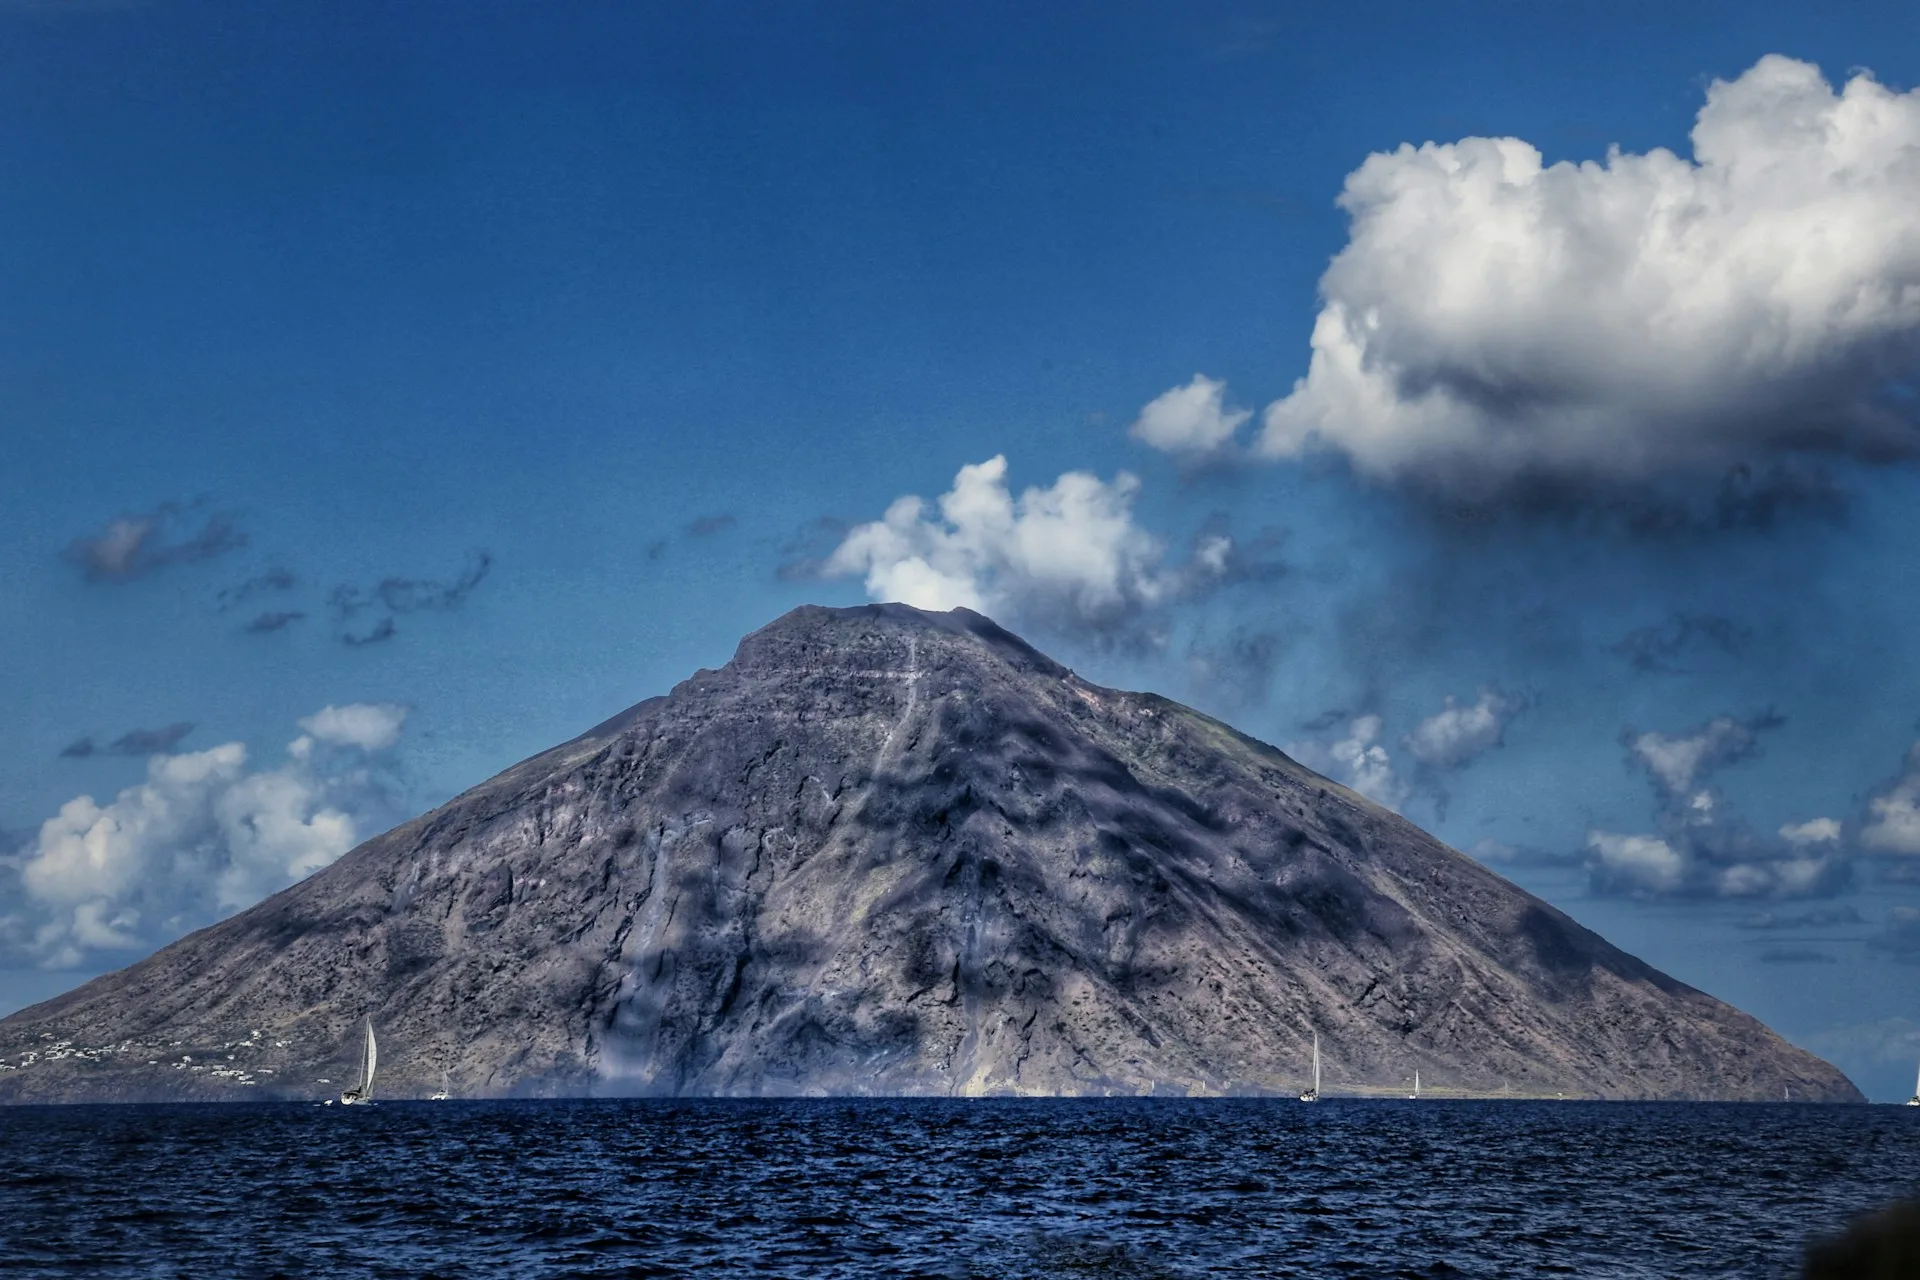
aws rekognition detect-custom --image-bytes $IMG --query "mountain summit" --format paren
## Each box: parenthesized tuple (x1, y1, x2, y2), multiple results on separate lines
(0, 604, 1859, 1102)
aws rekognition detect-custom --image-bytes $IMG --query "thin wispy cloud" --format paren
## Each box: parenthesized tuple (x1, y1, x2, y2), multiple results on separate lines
(65, 504, 246, 583)
(217, 567, 297, 610)
(1759, 948, 1838, 965)
(1184, 622, 1288, 707)
(1738, 906, 1864, 931)
(332, 550, 493, 616)
(642, 514, 740, 564)
(58, 723, 194, 760)
(329, 550, 492, 645)
(1610, 614, 1754, 674)
(244, 610, 305, 635)
(1868, 907, 1920, 963)
(341, 617, 397, 647)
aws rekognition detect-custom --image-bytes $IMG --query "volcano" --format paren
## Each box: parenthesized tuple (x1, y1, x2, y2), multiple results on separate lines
(0, 604, 1860, 1102)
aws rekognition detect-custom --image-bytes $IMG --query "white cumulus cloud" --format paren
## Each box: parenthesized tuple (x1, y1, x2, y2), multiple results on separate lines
(11, 708, 405, 968)
(1626, 715, 1765, 795)
(821, 455, 1230, 631)
(23, 744, 250, 909)
(298, 702, 408, 753)
(1861, 741, 1920, 855)
(1286, 714, 1410, 812)
(1402, 687, 1523, 770)
(1587, 710, 1847, 899)
(1587, 832, 1688, 897)
(1287, 693, 1521, 817)
(1258, 55, 1920, 496)
(1130, 374, 1251, 456)
(1780, 817, 1843, 847)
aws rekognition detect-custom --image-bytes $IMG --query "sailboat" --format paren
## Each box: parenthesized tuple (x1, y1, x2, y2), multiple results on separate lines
(339, 1017, 377, 1106)
(1408, 1069, 1420, 1101)
(430, 1069, 451, 1102)
(1907, 1059, 1920, 1107)
(1298, 1031, 1321, 1103)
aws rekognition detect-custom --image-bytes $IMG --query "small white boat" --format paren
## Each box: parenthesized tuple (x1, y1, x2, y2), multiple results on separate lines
(1907, 1058, 1920, 1107)
(1298, 1030, 1321, 1103)
(1408, 1069, 1420, 1101)
(339, 1017, 377, 1106)
(429, 1069, 451, 1102)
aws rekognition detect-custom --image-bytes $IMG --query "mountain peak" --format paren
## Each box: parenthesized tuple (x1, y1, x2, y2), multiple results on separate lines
(0, 606, 1859, 1103)
(730, 602, 1069, 680)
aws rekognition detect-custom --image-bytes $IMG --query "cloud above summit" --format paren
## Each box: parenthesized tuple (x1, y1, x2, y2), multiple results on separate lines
(819, 456, 1237, 633)
(1144, 56, 1920, 499)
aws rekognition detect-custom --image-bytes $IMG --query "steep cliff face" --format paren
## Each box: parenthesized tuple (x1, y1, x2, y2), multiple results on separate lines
(0, 604, 1861, 1102)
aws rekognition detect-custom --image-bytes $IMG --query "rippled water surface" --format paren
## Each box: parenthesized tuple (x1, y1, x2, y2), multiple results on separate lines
(2, 1099, 1914, 1278)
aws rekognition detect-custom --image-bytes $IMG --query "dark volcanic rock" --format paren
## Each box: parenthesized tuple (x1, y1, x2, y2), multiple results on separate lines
(0, 605, 1861, 1102)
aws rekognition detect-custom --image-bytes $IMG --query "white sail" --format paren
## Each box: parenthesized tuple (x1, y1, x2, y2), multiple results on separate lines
(363, 1019, 377, 1097)
(1313, 1032, 1321, 1094)
(1413, 1070, 1420, 1100)
(339, 1016, 377, 1105)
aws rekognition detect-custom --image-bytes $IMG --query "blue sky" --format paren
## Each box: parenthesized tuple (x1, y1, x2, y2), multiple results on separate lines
(5, 0, 1920, 1098)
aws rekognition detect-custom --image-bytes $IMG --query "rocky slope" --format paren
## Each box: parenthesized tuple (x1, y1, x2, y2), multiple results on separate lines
(0, 604, 1861, 1102)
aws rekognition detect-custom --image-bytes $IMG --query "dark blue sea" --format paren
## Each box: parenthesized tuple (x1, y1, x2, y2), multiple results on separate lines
(1, 1098, 1912, 1278)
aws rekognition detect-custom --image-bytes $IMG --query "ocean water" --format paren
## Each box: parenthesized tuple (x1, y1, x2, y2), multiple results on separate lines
(1, 1098, 1913, 1278)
